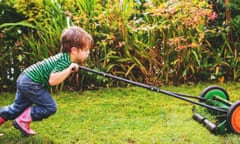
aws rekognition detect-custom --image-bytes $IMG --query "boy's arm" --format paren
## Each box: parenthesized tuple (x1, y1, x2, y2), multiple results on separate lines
(48, 63, 79, 86)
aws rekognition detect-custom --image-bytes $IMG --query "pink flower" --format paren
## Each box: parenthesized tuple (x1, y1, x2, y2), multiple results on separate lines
(65, 10, 73, 17)
(15, 40, 21, 47)
(177, 45, 186, 50)
(0, 33, 4, 38)
(208, 11, 217, 21)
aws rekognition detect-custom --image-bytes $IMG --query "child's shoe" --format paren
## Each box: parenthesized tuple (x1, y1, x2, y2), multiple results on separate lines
(0, 117, 5, 125)
(13, 107, 36, 136)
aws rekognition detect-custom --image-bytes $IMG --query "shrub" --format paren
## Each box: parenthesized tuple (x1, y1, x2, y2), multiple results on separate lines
(0, 0, 239, 92)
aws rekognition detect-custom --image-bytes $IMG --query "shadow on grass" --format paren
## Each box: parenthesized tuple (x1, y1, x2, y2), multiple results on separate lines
(0, 133, 58, 144)
(0, 122, 59, 144)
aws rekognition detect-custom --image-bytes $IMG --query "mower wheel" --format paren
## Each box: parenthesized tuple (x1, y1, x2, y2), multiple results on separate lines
(226, 101, 240, 134)
(200, 85, 229, 102)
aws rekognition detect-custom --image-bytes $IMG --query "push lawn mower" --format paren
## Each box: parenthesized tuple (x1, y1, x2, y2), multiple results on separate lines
(77, 65, 240, 135)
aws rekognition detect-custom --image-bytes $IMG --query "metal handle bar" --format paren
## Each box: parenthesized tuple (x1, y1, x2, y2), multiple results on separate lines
(78, 66, 228, 113)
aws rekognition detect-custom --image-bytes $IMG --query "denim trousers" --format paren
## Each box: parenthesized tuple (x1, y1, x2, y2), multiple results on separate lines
(0, 72, 57, 121)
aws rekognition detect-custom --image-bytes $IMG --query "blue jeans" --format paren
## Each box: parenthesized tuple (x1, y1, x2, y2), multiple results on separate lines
(0, 72, 57, 121)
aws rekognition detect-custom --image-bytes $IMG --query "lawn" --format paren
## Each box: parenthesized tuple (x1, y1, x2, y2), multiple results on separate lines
(0, 82, 240, 144)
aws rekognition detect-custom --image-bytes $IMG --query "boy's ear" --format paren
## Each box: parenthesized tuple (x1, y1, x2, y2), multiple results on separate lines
(70, 47, 78, 54)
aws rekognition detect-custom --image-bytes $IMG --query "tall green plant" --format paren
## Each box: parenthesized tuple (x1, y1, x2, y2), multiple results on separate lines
(206, 0, 240, 81)
(1, 0, 239, 92)
(229, 0, 240, 81)
(146, 0, 212, 83)
(0, 0, 68, 92)
(0, 1, 33, 92)
(14, 0, 67, 60)
(99, 0, 153, 83)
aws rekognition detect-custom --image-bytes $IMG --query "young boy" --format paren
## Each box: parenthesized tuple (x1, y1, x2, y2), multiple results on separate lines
(0, 26, 93, 136)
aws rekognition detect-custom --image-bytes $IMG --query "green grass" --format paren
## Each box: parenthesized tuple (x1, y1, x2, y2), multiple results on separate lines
(0, 82, 240, 143)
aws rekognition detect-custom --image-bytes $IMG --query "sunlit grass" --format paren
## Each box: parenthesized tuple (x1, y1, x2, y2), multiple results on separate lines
(0, 82, 240, 143)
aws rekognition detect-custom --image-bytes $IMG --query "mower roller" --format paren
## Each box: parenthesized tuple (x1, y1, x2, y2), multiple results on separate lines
(77, 65, 240, 135)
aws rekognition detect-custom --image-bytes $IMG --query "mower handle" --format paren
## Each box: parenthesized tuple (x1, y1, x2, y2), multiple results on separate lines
(77, 65, 228, 114)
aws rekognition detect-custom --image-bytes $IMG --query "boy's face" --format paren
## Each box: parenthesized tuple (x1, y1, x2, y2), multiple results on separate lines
(71, 46, 90, 63)
(78, 48, 90, 62)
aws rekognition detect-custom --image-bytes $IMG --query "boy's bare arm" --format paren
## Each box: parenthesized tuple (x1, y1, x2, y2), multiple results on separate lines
(48, 63, 79, 86)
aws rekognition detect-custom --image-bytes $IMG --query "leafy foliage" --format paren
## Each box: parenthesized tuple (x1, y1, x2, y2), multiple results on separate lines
(205, 0, 240, 81)
(0, 0, 240, 92)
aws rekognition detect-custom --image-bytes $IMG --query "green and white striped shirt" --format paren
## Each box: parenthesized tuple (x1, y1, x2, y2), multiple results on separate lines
(24, 53, 71, 87)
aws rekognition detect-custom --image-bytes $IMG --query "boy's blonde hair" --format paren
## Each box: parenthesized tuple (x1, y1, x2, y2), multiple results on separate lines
(60, 26, 93, 53)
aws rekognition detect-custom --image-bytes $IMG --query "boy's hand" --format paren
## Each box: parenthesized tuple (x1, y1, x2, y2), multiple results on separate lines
(70, 63, 79, 72)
